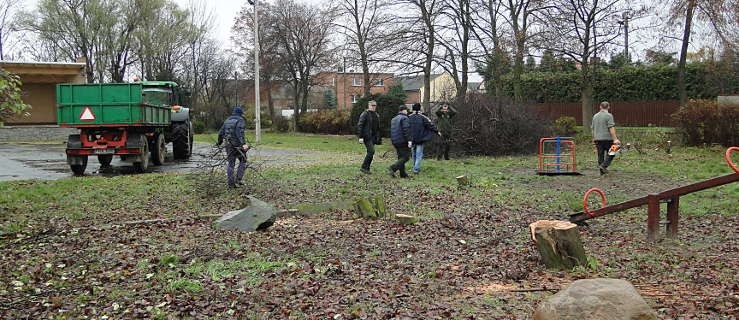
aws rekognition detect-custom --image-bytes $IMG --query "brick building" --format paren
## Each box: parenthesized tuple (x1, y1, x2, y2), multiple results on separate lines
(313, 72, 395, 110)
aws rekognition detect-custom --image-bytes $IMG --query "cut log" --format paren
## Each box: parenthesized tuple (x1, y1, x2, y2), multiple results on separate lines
(529, 220, 587, 270)
(456, 175, 469, 187)
(395, 214, 418, 225)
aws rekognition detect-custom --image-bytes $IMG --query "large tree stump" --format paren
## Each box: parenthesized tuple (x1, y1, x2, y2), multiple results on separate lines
(456, 175, 469, 187)
(529, 220, 587, 270)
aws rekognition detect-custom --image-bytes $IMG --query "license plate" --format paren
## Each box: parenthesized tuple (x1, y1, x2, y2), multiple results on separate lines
(93, 149, 115, 155)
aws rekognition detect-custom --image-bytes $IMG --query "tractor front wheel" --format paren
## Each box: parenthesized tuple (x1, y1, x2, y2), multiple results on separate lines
(172, 122, 192, 160)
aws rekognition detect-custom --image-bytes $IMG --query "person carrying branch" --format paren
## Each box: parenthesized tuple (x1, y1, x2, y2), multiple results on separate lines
(217, 106, 249, 187)
(591, 101, 621, 175)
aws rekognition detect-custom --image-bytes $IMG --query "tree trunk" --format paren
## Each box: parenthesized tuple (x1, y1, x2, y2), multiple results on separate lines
(580, 62, 593, 133)
(529, 220, 587, 269)
(266, 80, 275, 122)
(677, 0, 696, 108)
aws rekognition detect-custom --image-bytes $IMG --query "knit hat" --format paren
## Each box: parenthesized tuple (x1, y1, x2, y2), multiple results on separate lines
(412, 103, 422, 111)
(233, 106, 243, 115)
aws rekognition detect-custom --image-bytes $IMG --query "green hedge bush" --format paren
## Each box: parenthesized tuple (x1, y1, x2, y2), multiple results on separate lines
(298, 110, 352, 135)
(350, 94, 407, 137)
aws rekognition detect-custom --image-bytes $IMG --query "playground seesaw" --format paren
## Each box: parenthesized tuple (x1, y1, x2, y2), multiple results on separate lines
(570, 147, 739, 241)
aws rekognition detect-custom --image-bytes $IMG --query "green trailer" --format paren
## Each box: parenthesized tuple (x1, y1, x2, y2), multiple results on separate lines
(57, 81, 193, 175)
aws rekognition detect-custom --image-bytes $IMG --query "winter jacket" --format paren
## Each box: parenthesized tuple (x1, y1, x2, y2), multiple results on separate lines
(435, 107, 457, 137)
(390, 112, 411, 146)
(217, 115, 246, 147)
(409, 111, 438, 144)
(357, 110, 380, 143)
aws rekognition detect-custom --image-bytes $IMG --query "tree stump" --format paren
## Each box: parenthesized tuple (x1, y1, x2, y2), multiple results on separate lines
(354, 197, 376, 218)
(456, 175, 469, 187)
(529, 220, 587, 270)
(373, 195, 386, 218)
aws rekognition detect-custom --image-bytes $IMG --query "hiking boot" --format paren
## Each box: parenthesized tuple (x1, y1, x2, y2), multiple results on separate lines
(388, 167, 397, 178)
(599, 166, 608, 175)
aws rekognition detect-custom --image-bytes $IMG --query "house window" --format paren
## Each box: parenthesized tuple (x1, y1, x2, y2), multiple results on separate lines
(352, 78, 362, 86)
(351, 95, 359, 103)
(373, 78, 384, 87)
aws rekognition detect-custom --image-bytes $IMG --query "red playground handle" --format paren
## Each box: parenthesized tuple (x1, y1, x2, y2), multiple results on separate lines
(727, 147, 739, 174)
(583, 188, 607, 218)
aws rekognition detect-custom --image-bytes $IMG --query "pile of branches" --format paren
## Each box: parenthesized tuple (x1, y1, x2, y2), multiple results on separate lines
(450, 94, 552, 156)
(193, 144, 264, 198)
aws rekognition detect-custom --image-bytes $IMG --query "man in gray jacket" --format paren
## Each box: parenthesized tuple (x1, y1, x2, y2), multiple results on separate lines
(591, 101, 621, 175)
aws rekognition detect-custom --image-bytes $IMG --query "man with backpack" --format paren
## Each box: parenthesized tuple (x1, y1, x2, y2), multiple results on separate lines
(217, 106, 249, 188)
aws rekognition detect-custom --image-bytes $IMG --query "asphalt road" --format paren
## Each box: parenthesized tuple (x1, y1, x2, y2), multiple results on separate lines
(0, 142, 325, 182)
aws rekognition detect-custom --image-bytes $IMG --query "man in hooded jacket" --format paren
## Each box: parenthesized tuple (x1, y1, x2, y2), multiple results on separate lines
(217, 106, 249, 187)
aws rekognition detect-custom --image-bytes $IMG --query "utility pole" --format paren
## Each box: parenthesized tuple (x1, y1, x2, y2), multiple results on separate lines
(619, 11, 631, 62)
(249, 0, 261, 143)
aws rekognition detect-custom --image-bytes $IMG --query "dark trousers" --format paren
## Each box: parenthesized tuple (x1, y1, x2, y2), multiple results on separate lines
(361, 139, 375, 170)
(226, 146, 246, 186)
(437, 135, 451, 160)
(595, 140, 615, 169)
(390, 144, 411, 177)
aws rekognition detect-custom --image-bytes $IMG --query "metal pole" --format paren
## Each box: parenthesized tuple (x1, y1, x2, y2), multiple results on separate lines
(234, 71, 238, 107)
(253, 0, 262, 143)
(624, 14, 629, 61)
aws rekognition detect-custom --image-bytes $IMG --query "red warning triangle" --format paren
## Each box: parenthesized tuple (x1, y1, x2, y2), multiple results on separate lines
(80, 107, 96, 121)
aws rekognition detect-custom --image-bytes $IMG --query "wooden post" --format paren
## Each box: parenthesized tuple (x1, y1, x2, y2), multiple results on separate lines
(529, 220, 587, 270)
(647, 194, 660, 242)
(666, 196, 679, 238)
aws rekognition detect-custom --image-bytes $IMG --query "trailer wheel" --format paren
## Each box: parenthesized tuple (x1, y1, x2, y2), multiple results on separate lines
(172, 122, 191, 160)
(98, 155, 113, 167)
(133, 137, 150, 173)
(70, 156, 88, 176)
(151, 133, 166, 166)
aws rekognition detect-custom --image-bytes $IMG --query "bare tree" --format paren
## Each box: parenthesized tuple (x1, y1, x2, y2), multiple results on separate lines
(393, 0, 443, 110)
(436, 0, 474, 103)
(538, 0, 624, 132)
(503, 0, 548, 101)
(271, 0, 336, 127)
(470, 0, 509, 98)
(337, 0, 398, 97)
(664, 0, 737, 107)
(0, 0, 21, 60)
(232, 1, 286, 123)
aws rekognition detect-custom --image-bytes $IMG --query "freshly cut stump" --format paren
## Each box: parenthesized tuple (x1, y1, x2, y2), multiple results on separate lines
(529, 220, 587, 269)
(456, 175, 469, 187)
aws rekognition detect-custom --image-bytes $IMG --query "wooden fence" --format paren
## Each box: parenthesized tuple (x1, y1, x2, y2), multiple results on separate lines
(535, 100, 680, 127)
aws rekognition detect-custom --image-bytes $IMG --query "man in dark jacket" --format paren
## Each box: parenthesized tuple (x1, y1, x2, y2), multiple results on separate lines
(389, 105, 412, 178)
(357, 100, 380, 174)
(217, 106, 249, 188)
(435, 103, 456, 160)
(409, 103, 440, 174)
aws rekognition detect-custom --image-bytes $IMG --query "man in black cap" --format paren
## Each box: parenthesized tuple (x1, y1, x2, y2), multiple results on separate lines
(217, 106, 249, 188)
(357, 100, 380, 174)
(389, 105, 412, 178)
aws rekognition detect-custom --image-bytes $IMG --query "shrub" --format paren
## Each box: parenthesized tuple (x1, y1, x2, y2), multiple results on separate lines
(452, 93, 552, 155)
(350, 94, 406, 137)
(672, 99, 738, 147)
(272, 115, 290, 132)
(192, 119, 207, 134)
(553, 116, 578, 137)
(297, 110, 352, 135)
(0, 68, 31, 124)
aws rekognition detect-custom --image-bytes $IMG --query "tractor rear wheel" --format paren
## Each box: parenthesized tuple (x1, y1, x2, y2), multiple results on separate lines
(70, 156, 88, 176)
(133, 137, 150, 173)
(151, 133, 166, 165)
(98, 155, 113, 167)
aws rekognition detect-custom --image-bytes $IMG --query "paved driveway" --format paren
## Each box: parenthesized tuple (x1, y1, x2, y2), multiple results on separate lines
(0, 142, 326, 182)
